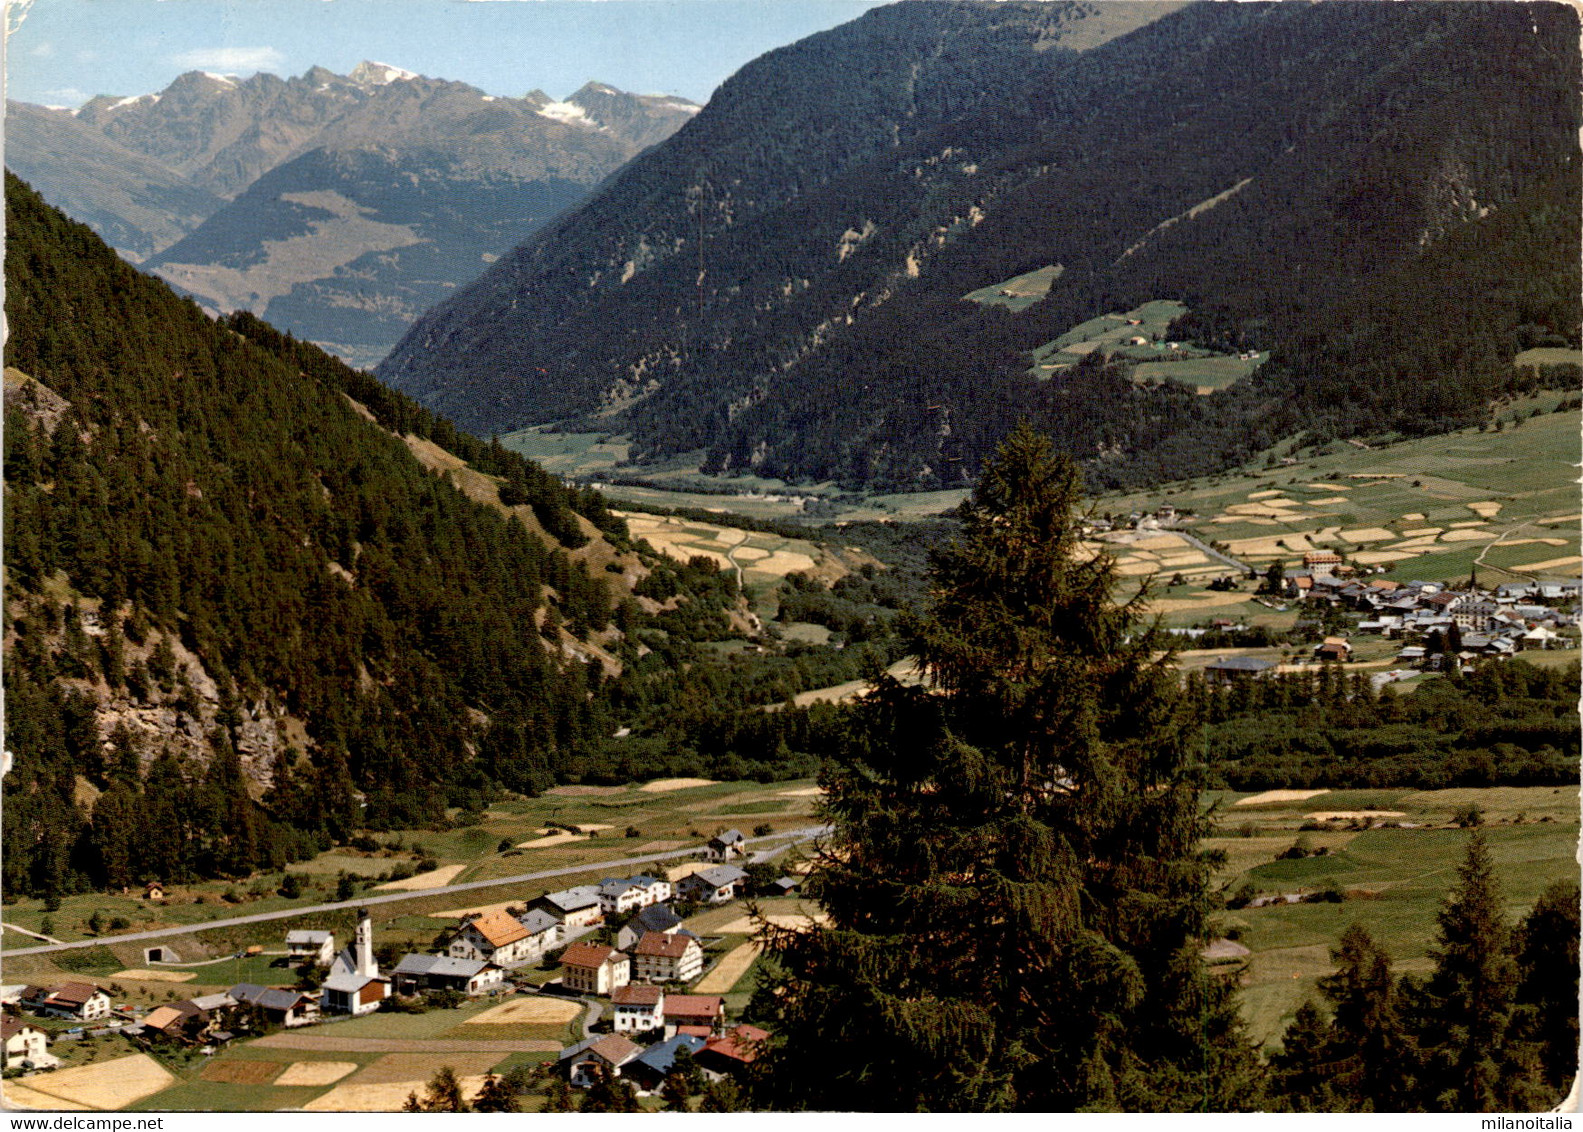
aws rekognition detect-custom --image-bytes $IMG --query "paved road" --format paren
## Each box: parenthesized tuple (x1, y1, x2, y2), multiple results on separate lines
(1175, 528, 1251, 575)
(0, 827, 830, 960)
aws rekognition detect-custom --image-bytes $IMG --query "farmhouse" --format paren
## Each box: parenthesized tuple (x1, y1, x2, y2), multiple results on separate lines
(559, 1034, 642, 1087)
(1314, 637, 1352, 662)
(705, 829, 746, 861)
(632, 931, 705, 984)
(610, 984, 665, 1033)
(696, 1023, 771, 1079)
(450, 909, 536, 967)
(1203, 656, 1275, 685)
(597, 875, 672, 917)
(623, 1033, 708, 1093)
(228, 983, 319, 1028)
(514, 908, 565, 962)
(616, 903, 686, 952)
(392, 954, 504, 997)
(663, 993, 725, 1034)
(1, 1017, 55, 1070)
(677, 864, 749, 905)
(529, 885, 606, 929)
(285, 929, 335, 965)
(560, 941, 631, 996)
(23, 982, 112, 1021)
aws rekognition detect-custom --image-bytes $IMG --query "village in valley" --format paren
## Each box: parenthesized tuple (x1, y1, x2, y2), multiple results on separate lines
(0, 810, 815, 1111)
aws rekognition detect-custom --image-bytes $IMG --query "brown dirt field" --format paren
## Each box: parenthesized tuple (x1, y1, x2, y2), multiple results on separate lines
(464, 997, 581, 1025)
(112, 968, 195, 982)
(253, 1034, 557, 1054)
(1234, 789, 1330, 807)
(201, 1059, 285, 1085)
(716, 912, 831, 934)
(3, 1082, 92, 1110)
(18, 1054, 174, 1110)
(639, 777, 718, 793)
(373, 863, 467, 891)
(544, 784, 627, 797)
(1439, 529, 1497, 543)
(694, 942, 762, 994)
(275, 1061, 358, 1087)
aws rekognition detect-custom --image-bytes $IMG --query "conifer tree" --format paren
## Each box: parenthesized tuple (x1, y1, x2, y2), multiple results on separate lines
(749, 424, 1261, 1111)
(1411, 832, 1521, 1110)
(1510, 881, 1581, 1102)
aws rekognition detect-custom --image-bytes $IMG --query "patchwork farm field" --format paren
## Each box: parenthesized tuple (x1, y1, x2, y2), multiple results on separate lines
(1205, 785, 1580, 1048)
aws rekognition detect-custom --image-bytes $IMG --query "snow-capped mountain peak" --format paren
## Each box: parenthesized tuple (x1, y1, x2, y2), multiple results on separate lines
(350, 60, 419, 87)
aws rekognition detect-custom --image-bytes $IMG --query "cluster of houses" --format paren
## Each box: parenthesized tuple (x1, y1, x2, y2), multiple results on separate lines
(559, 994, 768, 1094)
(2, 828, 789, 1085)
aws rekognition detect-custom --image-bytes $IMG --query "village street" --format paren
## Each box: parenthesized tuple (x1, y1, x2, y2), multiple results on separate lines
(0, 826, 830, 960)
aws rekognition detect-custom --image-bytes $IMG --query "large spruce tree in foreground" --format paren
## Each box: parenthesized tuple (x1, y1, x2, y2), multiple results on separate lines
(749, 425, 1261, 1111)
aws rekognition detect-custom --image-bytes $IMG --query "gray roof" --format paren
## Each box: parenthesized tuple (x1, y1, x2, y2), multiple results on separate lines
(392, 954, 491, 979)
(229, 984, 310, 1013)
(189, 993, 236, 1012)
(285, 930, 332, 945)
(686, 865, 749, 889)
(321, 972, 381, 995)
(517, 909, 561, 936)
(541, 885, 601, 912)
(632, 1033, 708, 1077)
(629, 904, 683, 933)
(710, 829, 745, 846)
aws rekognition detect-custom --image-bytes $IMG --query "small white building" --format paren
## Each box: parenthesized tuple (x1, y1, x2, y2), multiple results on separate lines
(285, 929, 336, 966)
(610, 984, 665, 1033)
(597, 875, 671, 917)
(704, 829, 746, 862)
(677, 865, 749, 905)
(2, 1017, 55, 1070)
(633, 931, 705, 984)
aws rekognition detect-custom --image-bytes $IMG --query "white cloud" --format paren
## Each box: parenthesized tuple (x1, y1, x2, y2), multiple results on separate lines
(29, 41, 54, 57)
(171, 46, 285, 73)
(43, 87, 89, 107)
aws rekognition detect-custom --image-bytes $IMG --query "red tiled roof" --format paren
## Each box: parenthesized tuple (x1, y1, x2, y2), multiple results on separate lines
(587, 1034, 640, 1065)
(49, 982, 102, 1007)
(1, 1016, 35, 1040)
(676, 1024, 713, 1038)
(634, 931, 694, 959)
(663, 994, 723, 1019)
(703, 1024, 770, 1064)
(611, 984, 663, 1007)
(561, 941, 620, 969)
(465, 910, 530, 949)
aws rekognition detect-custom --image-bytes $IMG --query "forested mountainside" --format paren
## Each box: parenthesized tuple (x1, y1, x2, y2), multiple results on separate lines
(379, 0, 1580, 492)
(7, 68, 697, 368)
(1, 174, 831, 900)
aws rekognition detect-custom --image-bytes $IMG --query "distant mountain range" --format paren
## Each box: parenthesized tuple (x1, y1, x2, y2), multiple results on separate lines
(7, 64, 698, 368)
(376, 0, 1580, 491)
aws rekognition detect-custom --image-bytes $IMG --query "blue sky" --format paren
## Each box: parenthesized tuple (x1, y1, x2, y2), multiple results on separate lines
(6, 0, 889, 108)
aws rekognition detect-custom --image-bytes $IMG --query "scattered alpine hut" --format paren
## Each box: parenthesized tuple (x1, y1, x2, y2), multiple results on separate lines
(285, 929, 336, 966)
(320, 909, 389, 1016)
(704, 829, 746, 861)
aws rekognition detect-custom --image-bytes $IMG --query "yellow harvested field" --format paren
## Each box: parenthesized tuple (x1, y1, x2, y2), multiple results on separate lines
(1400, 512, 1425, 521)
(1156, 552, 1209, 567)
(1537, 514, 1583, 526)
(1115, 560, 1164, 577)
(1352, 551, 1419, 565)
(1222, 535, 1306, 556)
(17, 1054, 174, 1110)
(733, 547, 770, 561)
(1448, 521, 1487, 528)
(716, 911, 831, 934)
(1234, 789, 1330, 807)
(694, 942, 762, 994)
(515, 830, 583, 849)
(758, 550, 817, 574)
(1225, 502, 1298, 518)
(112, 968, 195, 983)
(1336, 528, 1397, 543)
(276, 1061, 359, 1087)
(3, 1082, 92, 1110)
(1500, 538, 1568, 548)
(343, 1053, 501, 1086)
(1309, 483, 1352, 491)
(1515, 556, 1583, 573)
(639, 777, 718, 793)
(1145, 593, 1255, 613)
(305, 1077, 491, 1112)
(1467, 501, 1503, 518)
(1130, 534, 1189, 550)
(1247, 490, 1285, 499)
(1347, 473, 1403, 479)
(667, 861, 714, 883)
(1306, 811, 1406, 821)
(428, 898, 521, 921)
(1399, 528, 1442, 538)
(374, 863, 466, 891)
(778, 787, 825, 797)
(1439, 529, 1497, 543)
(1305, 497, 1350, 505)
(465, 997, 581, 1025)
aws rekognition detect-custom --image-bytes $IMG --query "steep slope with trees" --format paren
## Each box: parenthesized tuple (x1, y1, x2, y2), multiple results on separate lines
(379, 0, 1579, 491)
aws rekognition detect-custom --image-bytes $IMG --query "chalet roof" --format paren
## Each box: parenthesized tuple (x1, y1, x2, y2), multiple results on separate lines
(517, 909, 561, 936)
(286, 930, 332, 945)
(464, 910, 531, 949)
(228, 984, 310, 1013)
(558, 1033, 641, 1066)
(142, 1006, 185, 1031)
(634, 931, 696, 959)
(709, 829, 745, 846)
(663, 994, 724, 1019)
(560, 941, 622, 970)
(538, 886, 601, 913)
(702, 1023, 770, 1065)
(685, 865, 748, 889)
(611, 984, 664, 1007)
(1, 1016, 38, 1040)
(393, 954, 493, 979)
(49, 982, 104, 1007)
(627, 904, 683, 933)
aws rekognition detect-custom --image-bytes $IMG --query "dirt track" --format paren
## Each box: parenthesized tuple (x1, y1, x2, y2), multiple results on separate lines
(253, 1034, 559, 1053)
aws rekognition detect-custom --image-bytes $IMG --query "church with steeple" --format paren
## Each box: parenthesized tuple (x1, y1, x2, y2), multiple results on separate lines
(320, 909, 390, 1015)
